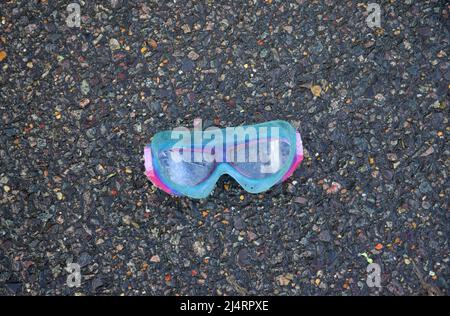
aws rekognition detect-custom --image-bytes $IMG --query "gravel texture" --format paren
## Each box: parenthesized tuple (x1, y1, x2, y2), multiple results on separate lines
(0, 0, 449, 295)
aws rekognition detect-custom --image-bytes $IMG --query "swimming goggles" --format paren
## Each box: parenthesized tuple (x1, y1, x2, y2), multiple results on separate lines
(144, 120, 303, 199)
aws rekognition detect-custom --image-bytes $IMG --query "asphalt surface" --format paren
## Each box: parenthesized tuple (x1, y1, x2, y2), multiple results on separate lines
(0, 0, 449, 295)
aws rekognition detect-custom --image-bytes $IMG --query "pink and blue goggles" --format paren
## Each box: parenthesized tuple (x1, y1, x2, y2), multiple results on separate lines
(144, 120, 303, 199)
